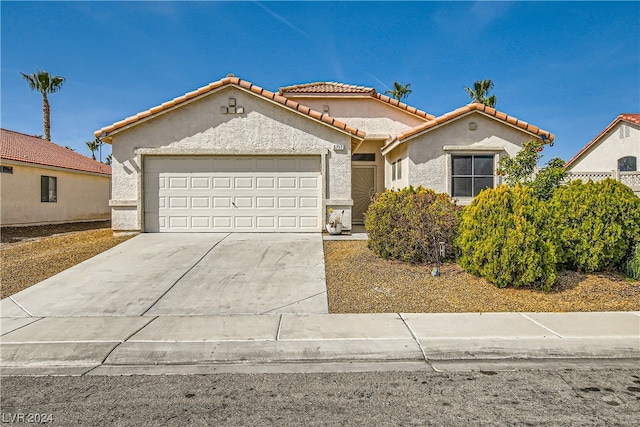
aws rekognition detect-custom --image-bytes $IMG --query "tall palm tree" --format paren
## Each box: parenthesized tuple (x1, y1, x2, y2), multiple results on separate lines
(385, 81, 412, 101)
(464, 79, 497, 107)
(20, 71, 66, 141)
(86, 139, 99, 160)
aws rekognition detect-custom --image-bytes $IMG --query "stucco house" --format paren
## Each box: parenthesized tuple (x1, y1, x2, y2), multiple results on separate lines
(566, 113, 640, 194)
(0, 129, 111, 227)
(95, 74, 553, 234)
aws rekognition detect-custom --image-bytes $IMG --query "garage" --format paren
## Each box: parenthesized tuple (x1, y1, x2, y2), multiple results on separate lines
(144, 156, 322, 232)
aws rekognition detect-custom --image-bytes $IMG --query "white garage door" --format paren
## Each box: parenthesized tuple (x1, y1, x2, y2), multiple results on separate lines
(144, 156, 322, 232)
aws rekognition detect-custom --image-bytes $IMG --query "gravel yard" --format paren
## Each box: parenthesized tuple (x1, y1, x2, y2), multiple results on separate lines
(1, 223, 133, 299)
(324, 240, 640, 313)
(3, 226, 639, 312)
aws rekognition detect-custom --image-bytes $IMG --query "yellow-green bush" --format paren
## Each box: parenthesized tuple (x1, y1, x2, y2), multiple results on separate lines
(364, 187, 459, 264)
(549, 179, 640, 273)
(455, 185, 557, 290)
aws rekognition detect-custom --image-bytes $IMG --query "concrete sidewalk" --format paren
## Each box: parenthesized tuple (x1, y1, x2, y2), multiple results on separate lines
(1, 311, 638, 376)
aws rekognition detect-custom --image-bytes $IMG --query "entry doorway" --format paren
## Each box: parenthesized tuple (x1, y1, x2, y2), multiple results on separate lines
(351, 166, 376, 224)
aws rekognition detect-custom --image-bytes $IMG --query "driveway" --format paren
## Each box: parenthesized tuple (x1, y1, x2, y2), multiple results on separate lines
(4, 233, 328, 316)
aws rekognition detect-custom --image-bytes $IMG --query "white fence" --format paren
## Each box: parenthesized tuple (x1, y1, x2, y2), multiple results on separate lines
(566, 170, 640, 193)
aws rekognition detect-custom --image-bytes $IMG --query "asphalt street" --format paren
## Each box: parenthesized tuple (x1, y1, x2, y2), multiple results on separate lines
(2, 368, 640, 426)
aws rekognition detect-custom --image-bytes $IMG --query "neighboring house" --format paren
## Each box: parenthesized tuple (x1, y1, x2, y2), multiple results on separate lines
(565, 114, 640, 195)
(0, 129, 111, 227)
(95, 74, 553, 234)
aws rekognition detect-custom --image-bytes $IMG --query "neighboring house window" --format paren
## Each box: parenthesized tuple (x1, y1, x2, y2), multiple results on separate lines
(391, 159, 402, 181)
(41, 176, 57, 203)
(451, 155, 494, 197)
(619, 125, 630, 139)
(1, 166, 13, 174)
(618, 156, 637, 172)
(352, 153, 376, 162)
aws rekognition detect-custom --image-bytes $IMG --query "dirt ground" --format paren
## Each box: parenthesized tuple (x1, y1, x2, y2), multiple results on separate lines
(1, 222, 134, 299)
(324, 240, 640, 313)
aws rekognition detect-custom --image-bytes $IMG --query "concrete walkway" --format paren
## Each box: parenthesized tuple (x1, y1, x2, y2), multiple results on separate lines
(1, 231, 639, 375)
(1, 311, 638, 375)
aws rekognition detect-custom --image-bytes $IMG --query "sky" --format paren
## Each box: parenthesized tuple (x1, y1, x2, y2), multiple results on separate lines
(1, 1, 639, 164)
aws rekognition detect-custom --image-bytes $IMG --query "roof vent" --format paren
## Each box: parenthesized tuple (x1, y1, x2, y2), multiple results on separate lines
(226, 73, 235, 77)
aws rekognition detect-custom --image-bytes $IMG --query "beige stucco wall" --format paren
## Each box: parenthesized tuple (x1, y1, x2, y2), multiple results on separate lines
(387, 112, 535, 202)
(568, 121, 640, 172)
(283, 97, 426, 136)
(0, 161, 111, 226)
(108, 86, 354, 232)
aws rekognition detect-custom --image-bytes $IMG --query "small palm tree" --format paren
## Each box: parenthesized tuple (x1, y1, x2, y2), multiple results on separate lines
(385, 81, 412, 101)
(104, 154, 113, 166)
(20, 70, 66, 141)
(86, 139, 99, 160)
(464, 79, 497, 107)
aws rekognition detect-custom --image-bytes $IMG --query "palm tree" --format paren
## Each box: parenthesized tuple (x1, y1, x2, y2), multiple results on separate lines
(464, 79, 497, 107)
(20, 71, 66, 141)
(384, 81, 412, 101)
(104, 154, 113, 166)
(86, 139, 99, 160)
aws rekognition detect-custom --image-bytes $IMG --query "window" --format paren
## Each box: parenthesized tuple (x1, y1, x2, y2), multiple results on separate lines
(41, 176, 57, 202)
(391, 159, 402, 181)
(619, 125, 630, 139)
(1, 166, 13, 174)
(618, 156, 637, 172)
(352, 153, 376, 162)
(451, 155, 494, 197)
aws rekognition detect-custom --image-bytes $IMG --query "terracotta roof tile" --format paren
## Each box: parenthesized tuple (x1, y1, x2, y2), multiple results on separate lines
(279, 82, 436, 121)
(392, 103, 554, 145)
(278, 82, 376, 95)
(565, 113, 640, 168)
(96, 75, 365, 140)
(1, 129, 111, 175)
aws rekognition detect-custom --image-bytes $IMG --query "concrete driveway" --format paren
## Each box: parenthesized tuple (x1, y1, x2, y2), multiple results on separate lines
(5, 233, 328, 317)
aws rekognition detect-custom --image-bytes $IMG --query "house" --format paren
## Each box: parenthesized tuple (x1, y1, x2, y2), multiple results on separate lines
(95, 74, 553, 234)
(565, 114, 640, 194)
(0, 129, 111, 227)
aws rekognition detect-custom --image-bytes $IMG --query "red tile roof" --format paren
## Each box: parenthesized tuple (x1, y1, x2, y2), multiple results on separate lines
(96, 75, 366, 140)
(565, 113, 640, 168)
(391, 102, 555, 145)
(279, 82, 436, 121)
(0, 129, 111, 175)
(279, 82, 376, 95)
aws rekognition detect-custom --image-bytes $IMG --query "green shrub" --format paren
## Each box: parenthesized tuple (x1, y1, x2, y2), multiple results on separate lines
(364, 187, 459, 264)
(549, 179, 640, 273)
(455, 185, 557, 291)
(625, 243, 640, 280)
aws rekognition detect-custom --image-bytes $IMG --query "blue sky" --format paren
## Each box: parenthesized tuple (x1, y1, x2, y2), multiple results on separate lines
(2, 1, 638, 163)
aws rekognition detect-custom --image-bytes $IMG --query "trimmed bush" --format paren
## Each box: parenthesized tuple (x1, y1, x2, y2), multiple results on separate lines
(455, 185, 557, 291)
(364, 187, 459, 264)
(549, 179, 640, 273)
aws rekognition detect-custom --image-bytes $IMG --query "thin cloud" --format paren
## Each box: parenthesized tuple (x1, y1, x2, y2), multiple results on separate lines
(253, 1, 312, 39)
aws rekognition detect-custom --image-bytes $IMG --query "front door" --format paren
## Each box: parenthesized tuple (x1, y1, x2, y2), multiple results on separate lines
(351, 166, 375, 224)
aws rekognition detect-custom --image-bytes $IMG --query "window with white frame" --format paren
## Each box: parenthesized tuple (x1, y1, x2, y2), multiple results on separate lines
(619, 125, 630, 139)
(41, 175, 57, 203)
(451, 155, 494, 197)
(618, 156, 637, 172)
(391, 159, 402, 181)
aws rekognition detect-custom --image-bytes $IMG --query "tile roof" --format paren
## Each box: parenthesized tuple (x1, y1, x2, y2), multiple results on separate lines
(391, 102, 555, 145)
(279, 82, 436, 121)
(0, 128, 111, 175)
(565, 113, 640, 168)
(278, 82, 376, 95)
(96, 75, 366, 140)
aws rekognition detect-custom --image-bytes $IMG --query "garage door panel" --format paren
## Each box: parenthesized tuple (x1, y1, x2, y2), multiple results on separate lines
(145, 156, 321, 232)
(191, 197, 210, 208)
